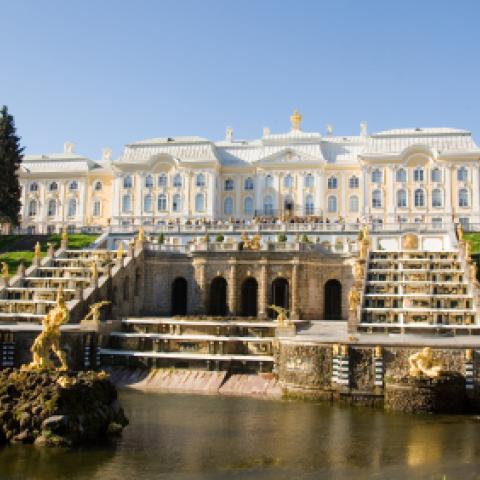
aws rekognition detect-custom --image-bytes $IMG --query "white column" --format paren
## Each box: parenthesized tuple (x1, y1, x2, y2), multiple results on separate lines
(316, 170, 323, 215)
(255, 174, 263, 214)
(387, 166, 395, 223)
(362, 166, 369, 219)
(208, 171, 215, 219)
(235, 174, 241, 218)
(445, 165, 452, 219)
(112, 176, 120, 221)
(78, 180, 86, 225)
(472, 164, 480, 221)
(341, 173, 347, 220)
(134, 173, 143, 224)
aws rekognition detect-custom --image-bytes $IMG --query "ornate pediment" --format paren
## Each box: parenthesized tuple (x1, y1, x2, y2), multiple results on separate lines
(253, 148, 323, 167)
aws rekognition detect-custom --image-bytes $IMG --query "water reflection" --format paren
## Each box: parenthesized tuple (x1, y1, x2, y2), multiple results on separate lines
(1, 390, 480, 479)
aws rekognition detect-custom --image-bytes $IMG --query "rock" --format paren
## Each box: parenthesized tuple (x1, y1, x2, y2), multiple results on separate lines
(42, 415, 69, 435)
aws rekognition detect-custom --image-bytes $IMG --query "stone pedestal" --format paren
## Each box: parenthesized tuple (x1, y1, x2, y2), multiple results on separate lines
(276, 324, 297, 337)
(347, 309, 358, 333)
(384, 373, 466, 414)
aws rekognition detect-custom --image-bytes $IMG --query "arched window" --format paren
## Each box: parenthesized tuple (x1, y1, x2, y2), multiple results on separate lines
(265, 175, 273, 188)
(224, 178, 234, 191)
(414, 189, 425, 207)
(327, 176, 337, 189)
(372, 189, 382, 208)
(371, 169, 382, 183)
(327, 195, 337, 213)
(432, 189, 442, 207)
(305, 195, 314, 215)
(283, 174, 293, 188)
(47, 199, 56, 217)
(28, 200, 37, 216)
(94, 181, 102, 191)
(305, 174, 314, 188)
(144, 175, 153, 188)
(69, 180, 78, 190)
(49, 182, 58, 191)
(123, 176, 132, 189)
(172, 194, 181, 212)
(431, 168, 441, 183)
(349, 195, 359, 212)
(68, 198, 77, 217)
(173, 174, 182, 187)
(244, 177, 254, 190)
(458, 188, 469, 207)
(224, 197, 233, 215)
(92, 200, 101, 217)
(196, 173, 205, 187)
(195, 193, 205, 212)
(397, 189, 407, 208)
(158, 174, 167, 187)
(157, 194, 167, 211)
(122, 194, 131, 213)
(414, 168, 424, 182)
(396, 168, 407, 183)
(349, 176, 359, 189)
(29, 182, 38, 192)
(263, 195, 273, 215)
(457, 167, 468, 182)
(143, 194, 152, 212)
(244, 197, 254, 214)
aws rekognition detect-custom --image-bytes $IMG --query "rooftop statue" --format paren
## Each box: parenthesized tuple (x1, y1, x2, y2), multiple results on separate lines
(269, 305, 289, 326)
(290, 110, 303, 131)
(24, 288, 69, 372)
(408, 347, 443, 378)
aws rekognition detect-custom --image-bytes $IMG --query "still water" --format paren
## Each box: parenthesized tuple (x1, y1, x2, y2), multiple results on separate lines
(0, 390, 480, 480)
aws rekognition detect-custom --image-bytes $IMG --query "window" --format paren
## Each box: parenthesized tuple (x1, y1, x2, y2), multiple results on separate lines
(397, 189, 407, 208)
(457, 167, 468, 182)
(414, 189, 425, 207)
(196, 174, 205, 187)
(28, 200, 37, 216)
(173, 174, 182, 187)
(172, 194, 181, 212)
(225, 178, 234, 191)
(93, 200, 101, 217)
(244, 197, 254, 214)
(349, 176, 359, 189)
(144, 194, 152, 212)
(432, 189, 442, 208)
(29, 182, 38, 192)
(327, 196, 337, 213)
(49, 182, 58, 191)
(372, 189, 382, 208)
(195, 193, 205, 212)
(327, 176, 337, 189)
(157, 194, 167, 211)
(123, 176, 132, 189)
(158, 174, 167, 187)
(305, 174, 314, 188)
(244, 177, 254, 190)
(305, 195, 314, 215)
(414, 168, 424, 182)
(283, 174, 293, 188)
(349, 195, 359, 212)
(122, 194, 131, 213)
(458, 188, 469, 207)
(144, 175, 153, 188)
(69, 180, 78, 190)
(47, 199, 56, 217)
(265, 175, 273, 188)
(68, 198, 77, 216)
(432, 218, 443, 228)
(263, 195, 273, 215)
(431, 168, 441, 183)
(371, 169, 382, 183)
(396, 168, 407, 183)
(224, 197, 233, 215)
(94, 181, 102, 191)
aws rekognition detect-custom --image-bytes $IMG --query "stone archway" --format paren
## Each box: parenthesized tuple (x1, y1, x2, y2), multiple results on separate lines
(209, 277, 228, 316)
(241, 278, 258, 317)
(324, 279, 342, 320)
(171, 277, 188, 316)
(270, 277, 289, 318)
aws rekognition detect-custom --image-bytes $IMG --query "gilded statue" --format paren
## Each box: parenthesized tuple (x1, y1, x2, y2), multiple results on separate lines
(138, 227, 145, 242)
(359, 239, 369, 261)
(1, 262, 8, 279)
(61, 227, 68, 242)
(348, 287, 360, 311)
(457, 223, 464, 242)
(241, 233, 261, 250)
(269, 304, 289, 326)
(362, 224, 369, 241)
(24, 289, 69, 371)
(90, 260, 98, 282)
(251, 235, 261, 250)
(116, 242, 124, 260)
(402, 233, 418, 250)
(465, 240, 472, 260)
(408, 347, 443, 378)
(470, 262, 477, 283)
(34, 241, 41, 258)
(353, 261, 364, 281)
(290, 110, 303, 131)
(82, 301, 110, 325)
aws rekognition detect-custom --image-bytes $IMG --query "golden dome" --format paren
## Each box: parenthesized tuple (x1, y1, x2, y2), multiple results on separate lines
(290, 110, 303, 131)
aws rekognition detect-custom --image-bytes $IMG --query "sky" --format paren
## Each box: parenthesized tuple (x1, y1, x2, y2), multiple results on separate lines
(2, 0, 480, 159)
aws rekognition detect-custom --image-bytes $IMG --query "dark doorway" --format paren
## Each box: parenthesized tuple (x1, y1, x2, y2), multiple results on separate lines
(324, 279, 342, 320)
(284, 198, 294, 216)
(241, 278, 258, 317)
(171, 277, 187, 316)
(270, 278, 289, 318)
(209, 277, 228, 316)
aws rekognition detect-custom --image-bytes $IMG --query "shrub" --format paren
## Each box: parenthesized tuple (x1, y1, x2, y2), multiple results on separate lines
(277, 233, 287, 242)
(215, 234, 224, 243)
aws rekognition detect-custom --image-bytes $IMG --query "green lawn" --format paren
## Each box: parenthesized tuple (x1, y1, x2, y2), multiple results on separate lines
(46, 233, 98, 249)
(465, 233, 480, 254)
(0, 251, 45, 275)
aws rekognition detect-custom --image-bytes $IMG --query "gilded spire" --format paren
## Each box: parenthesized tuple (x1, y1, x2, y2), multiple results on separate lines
(290, 110, 303, 131)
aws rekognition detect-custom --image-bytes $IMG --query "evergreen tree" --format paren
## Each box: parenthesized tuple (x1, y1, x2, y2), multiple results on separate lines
(0, 106, 23, 226)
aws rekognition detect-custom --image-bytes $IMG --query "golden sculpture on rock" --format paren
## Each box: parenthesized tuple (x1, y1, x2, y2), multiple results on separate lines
(348, 287, 360, 311)
(241, 233, 261, 250)
(408, 347, 443, 378)
(269, 305, 289, 326)
(82, 301, 111, 325)
(24, 288, 69, 371)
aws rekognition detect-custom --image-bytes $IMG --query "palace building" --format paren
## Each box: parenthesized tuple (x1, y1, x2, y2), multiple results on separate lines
(18, 112, 480, 234)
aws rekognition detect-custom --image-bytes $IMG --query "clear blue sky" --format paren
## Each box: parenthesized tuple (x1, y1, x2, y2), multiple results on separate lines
(2, 0, 480, 159)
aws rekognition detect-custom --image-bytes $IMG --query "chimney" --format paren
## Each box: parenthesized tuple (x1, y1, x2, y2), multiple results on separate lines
(226, 127, 233, 142)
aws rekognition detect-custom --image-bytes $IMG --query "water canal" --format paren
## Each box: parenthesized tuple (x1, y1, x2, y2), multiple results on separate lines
(1, 390, 480, 479)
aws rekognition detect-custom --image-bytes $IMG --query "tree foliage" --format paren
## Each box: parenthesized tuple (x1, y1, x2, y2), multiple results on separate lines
(0, 106, 23, 226)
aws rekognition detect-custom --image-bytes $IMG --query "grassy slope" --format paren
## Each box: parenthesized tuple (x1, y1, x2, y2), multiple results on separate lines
(465, 233, 480, 254)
